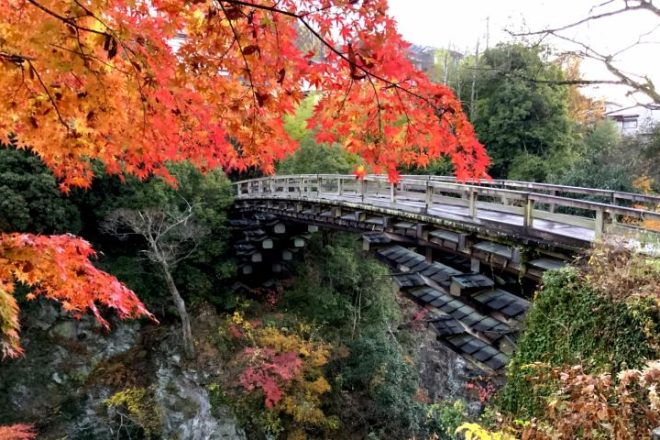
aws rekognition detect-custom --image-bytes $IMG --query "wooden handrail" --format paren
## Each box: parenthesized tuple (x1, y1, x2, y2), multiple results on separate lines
(233, 174, 660, 241)
(399, 174, 660, 205)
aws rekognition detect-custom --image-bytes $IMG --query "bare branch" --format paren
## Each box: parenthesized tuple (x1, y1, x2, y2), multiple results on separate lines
(102, 203, 207, 268)
(506, 1, 660, 104)
(26, 0, 110, 37)
(217, 0, 442, 111)
(509, 0, 660, 38)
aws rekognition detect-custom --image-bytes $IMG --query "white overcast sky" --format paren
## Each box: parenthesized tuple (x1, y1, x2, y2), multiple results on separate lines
(387, 0, 660, 105)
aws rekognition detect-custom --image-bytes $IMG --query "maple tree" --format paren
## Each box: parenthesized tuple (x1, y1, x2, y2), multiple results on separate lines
(0, 0, 488, 186)
(223, 312, 334, 437)
(0, 0, 488, 358)
(0, 233, 154, 357)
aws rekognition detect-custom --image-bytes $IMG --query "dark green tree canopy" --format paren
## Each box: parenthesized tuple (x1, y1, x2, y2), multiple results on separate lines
(0, 145, 81, 234)
(471, 44, 575, 179)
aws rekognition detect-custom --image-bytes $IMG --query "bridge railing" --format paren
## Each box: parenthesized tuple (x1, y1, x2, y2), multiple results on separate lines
(233, 174, 660, 241)
(398, 174, 660, 208)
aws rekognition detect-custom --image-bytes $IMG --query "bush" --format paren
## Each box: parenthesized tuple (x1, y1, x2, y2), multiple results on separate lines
(425, 400, 468, 439)
(498, 254, 659, 418)
(105, 387, 162, 439)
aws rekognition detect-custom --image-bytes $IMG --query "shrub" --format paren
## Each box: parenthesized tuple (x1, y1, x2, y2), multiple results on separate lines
(105, 387, 162, 439)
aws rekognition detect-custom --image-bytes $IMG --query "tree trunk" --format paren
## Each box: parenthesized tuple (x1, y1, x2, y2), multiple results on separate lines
(159, 262, 196, 359)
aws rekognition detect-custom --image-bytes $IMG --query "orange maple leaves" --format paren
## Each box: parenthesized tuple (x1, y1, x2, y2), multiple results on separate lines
(0, 0, 488, 188)
(0, 233, 154, 358)
(0, 0, 490, 358)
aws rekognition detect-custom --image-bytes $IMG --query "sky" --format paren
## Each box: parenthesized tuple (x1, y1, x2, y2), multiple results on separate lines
(387, 0, 660, 106)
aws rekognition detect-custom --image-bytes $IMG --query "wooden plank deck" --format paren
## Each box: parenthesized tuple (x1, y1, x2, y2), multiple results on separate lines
(303, 191, 598, 242)
(234, 174, 660, 249)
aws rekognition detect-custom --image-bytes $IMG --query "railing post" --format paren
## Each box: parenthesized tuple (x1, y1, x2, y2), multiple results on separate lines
(549, 190, 556, 213)
(523, 194, 534, 229)
(337, 177, 343, 196)
(595, 208, 604, 240)
(468, 189, 477, 219)
(425, 182, 433, 212)
(286, 177, 291, 195)
(390, 182, 396, 204)
(360, 179, 366, 203)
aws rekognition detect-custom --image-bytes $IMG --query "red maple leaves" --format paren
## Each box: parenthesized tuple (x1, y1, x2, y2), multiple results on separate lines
(0, 424, 36, 440)
(0, 233, 155, 358)
(0, 0, 490, 360)
(239, 348, 303, 408)
(1, 0, 488, 188)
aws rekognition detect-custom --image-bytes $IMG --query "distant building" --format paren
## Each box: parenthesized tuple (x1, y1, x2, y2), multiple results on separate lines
(408, 44, 463, 75)
(605, 103, 660, 135)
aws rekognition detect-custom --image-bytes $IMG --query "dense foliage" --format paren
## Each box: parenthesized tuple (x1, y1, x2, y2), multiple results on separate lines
(0, 0, 488, 187)
(498, 267, 658, 417)
(557, 120, 660, 193)
(487, 244, 660, 439)
(0, 147, 235, 357)
(210, 234, 432, 439)
(464, 45, 576, 179)
(0, 144, 81, 234)
(0, 0, 492, 358)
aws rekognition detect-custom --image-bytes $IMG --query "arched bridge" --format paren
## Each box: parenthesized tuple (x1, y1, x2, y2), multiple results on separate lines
(230, 174, 660, 374)
(233, 174, 660, 252)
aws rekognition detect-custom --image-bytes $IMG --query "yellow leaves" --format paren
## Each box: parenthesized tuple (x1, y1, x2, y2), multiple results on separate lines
(224, 316, 335, 436)
(105, 387, 163, 437)
(633, 175, 655, 194)
(456, 423, 515, 440)
(231, 310, 247, 326)
(308, 377, 331, 395)
(191, 9, 205, 30)
(0, 283, 22, 358)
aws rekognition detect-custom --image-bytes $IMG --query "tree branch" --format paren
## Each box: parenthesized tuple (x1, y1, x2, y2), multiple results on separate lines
(217, 0, 441, 111)
(509, 0, 660, 37)
(26, 0, 110, 37)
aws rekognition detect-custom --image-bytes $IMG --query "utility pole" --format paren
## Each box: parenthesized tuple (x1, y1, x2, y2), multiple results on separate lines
(469, 38, 480, 121)
(485, 16, 490, 50)
(443, 45, 450, 85)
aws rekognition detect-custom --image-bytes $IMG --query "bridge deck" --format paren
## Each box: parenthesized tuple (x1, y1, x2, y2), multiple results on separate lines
(319, 192, 596, 242)
(234, 174, 660, 251)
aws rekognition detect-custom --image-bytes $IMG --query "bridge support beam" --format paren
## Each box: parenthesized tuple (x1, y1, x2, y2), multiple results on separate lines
(471, 258, 481, 273)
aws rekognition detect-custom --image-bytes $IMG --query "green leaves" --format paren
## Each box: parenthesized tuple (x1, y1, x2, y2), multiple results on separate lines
(468, 44, 576, 179)
(498, 267, 658, 418)
(0, 146, 81, 234)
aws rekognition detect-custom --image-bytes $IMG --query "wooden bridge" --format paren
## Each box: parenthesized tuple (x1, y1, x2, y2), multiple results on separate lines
(233, 174, 660, 250)
(230, 174, 660, 374)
